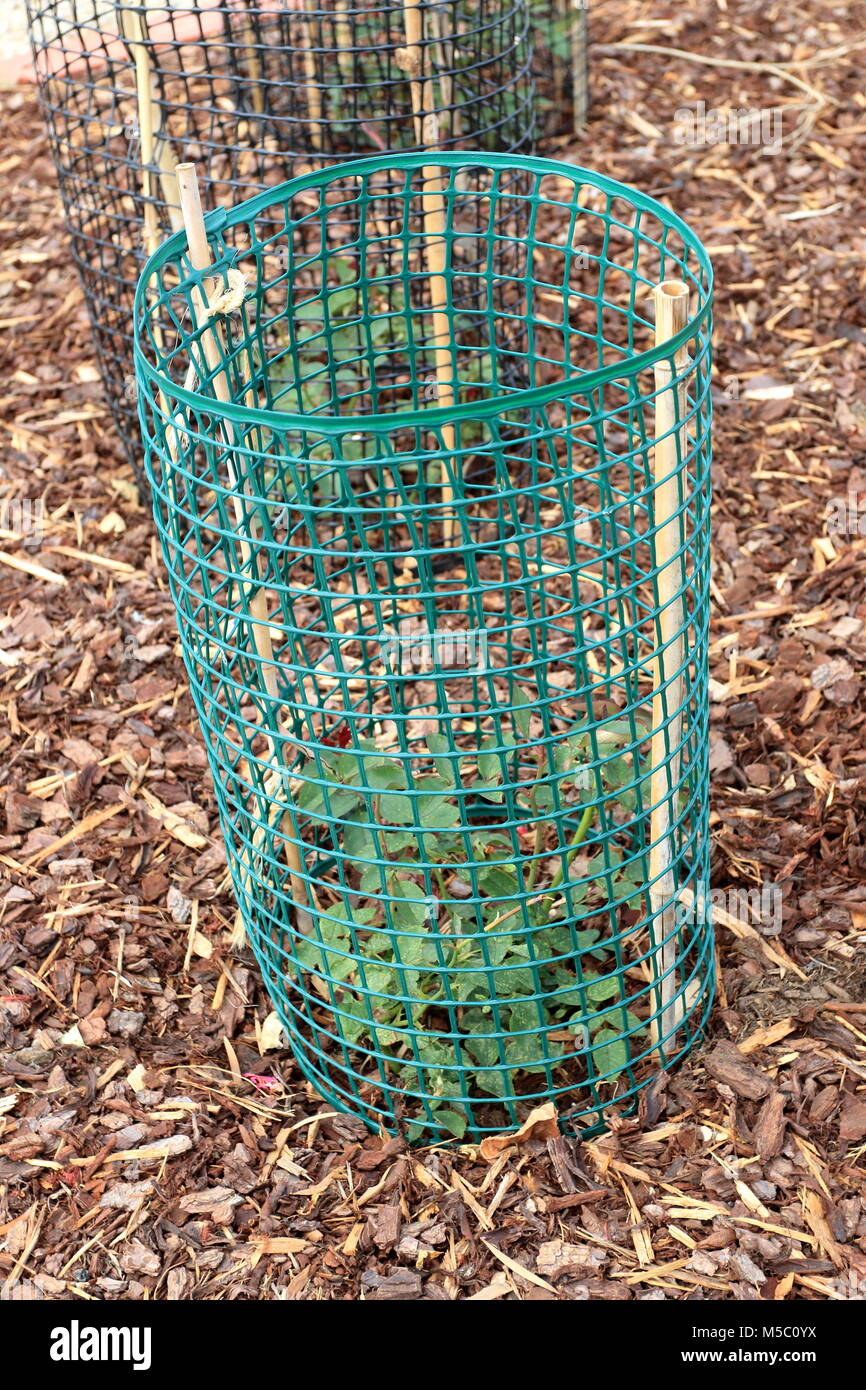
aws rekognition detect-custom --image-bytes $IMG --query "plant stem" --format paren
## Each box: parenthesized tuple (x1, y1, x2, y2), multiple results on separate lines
(525, 745, 548, 892)
(548, 802, 595, 892)
(481, 801, 595, 935)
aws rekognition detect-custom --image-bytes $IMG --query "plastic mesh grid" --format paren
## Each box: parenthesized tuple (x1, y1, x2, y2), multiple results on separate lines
(135, 151, 713, 1142)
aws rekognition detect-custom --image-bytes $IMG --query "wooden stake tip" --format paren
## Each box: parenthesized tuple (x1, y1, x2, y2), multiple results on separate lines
(656, 279, 689, 301)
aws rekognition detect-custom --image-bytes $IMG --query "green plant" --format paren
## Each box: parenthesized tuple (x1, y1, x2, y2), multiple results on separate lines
(535, 0, 573, 66)
(273, 255, 498, 410)
(292, 710, 652, 1138)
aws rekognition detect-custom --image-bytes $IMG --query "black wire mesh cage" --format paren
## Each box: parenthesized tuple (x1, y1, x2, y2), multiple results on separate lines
(531, 0, 588, 138)
(27, 1, 535, 480)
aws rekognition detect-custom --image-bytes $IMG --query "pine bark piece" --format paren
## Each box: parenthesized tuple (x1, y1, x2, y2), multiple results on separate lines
(537, 1239, 598, 1279)
(360, 1268, 423, 1300)
(370, 1204, 402, 1251)
(839, 1095, 866, 1143)
(704, 1040, 772, 1100)
(753, 1090, 787, 1159)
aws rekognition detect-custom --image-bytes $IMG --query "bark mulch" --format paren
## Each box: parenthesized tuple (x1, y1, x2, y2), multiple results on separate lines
(1, 0, 865, 1301)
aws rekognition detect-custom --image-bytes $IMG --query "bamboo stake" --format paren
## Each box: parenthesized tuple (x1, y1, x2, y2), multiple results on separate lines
(571, 0, 589, 134)
(116, 0, 182, 252)
(397, 1, 458, 546)
(649, 279, 690, 1060)
(175, 163, 311, 924)
(239, 0, 265, 116)
(298, 14, 323, 151)
(176, 164, 277, 698)
(117, 0, 185, 498)
(551, 0, 570, 115)
(424, 1, 453, 144)
(334, 0, 354, 88)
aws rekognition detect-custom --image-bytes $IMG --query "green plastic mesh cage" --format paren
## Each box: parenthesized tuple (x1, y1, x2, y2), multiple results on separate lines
(135, 151, 714, 1142)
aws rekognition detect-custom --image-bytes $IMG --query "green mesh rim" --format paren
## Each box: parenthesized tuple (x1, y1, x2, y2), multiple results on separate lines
(134, 150, 713, 433)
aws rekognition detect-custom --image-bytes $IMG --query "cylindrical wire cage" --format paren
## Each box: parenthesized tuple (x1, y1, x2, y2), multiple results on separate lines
(27, 1, 535, 481)
(531, 0, 589, 139)
(135, 152, 714, 1142)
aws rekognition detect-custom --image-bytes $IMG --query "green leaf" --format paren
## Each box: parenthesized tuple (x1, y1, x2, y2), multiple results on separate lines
(341, 821, 376, 862)
(359, 863, 384, 894)
(295, 300, 324, 322)
(555, 738, 583, 773)
(368, 762, 408, 791)
(508, 1000, 543, 1033)
(297, 915, 356, 982)
(334, 1004, 369, 1045)
(544, 925, 599, 955)
(533, 783, 554, 815)
(586, 975, 623, 1004)
(418, 795, 458, 829)
(477, 746, 502, 782)
(425, 734, 457, 788)
(473, 830, 512, 857)
(543, 965, 588, 1008)
(451, 969, 487, 1004)
(433, 1107, 467, 1139)
(483, 930, 517, 967)
(296, 767, 365, 820)
(478, 863, 519, 899)
(559, 876, 590, 910)
(364, 963, 400, 999)
(328, 751, 369, 784)
(378, 792, 415, 825)
(295, 937, 323, 971)
(591, 1029, 630, 1080)
(388, 878, 434, 929)
(513, 691, 534, 737)
(386, 908, 438, 970)
(327, 287, 357, 316)
(330, 256, 356, 286)
(427, 772, 459, 792)
(503, 1032, 542, 1070)
(383, 830, 417, 856)
(596, 718, 648, 746)
(413, 1037, 457, 1071)
(463, 1030, 508, 1097)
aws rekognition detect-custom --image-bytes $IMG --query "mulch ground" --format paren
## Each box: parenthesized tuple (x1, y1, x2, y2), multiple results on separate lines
(2, 0, 866, 1302)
